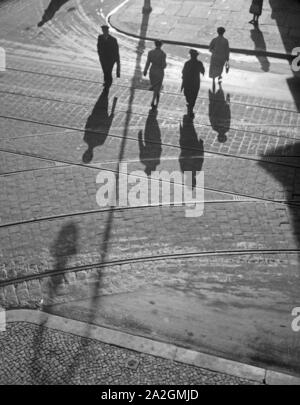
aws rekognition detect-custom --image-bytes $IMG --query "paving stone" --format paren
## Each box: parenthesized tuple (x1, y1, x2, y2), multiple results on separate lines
(0, 322, 260, 384)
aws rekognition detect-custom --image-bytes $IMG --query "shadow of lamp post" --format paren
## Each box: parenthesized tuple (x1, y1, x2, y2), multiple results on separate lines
(143, 0, 152, 14)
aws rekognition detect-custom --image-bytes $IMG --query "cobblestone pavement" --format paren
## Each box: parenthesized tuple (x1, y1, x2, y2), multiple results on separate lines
(0, 0, 300, 381)
(0, 322, 259, 384)
(110, 0, 300, 55)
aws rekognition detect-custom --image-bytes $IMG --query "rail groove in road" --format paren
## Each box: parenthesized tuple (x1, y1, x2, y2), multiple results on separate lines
(1, 248, 299, 288)
(1, 88, 299, 142)
(3, 65, 299, 115)
(1, 115, 300, 170)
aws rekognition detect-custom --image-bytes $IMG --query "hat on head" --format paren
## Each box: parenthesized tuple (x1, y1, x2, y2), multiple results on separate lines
(189, 49, 199, 56)
(101, 25, 109, 30)
(217, 26, 226, 35)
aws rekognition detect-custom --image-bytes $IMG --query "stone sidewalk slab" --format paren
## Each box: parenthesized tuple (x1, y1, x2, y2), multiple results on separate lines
(2, 310, 300, 384)
(110, 0, 300, 56)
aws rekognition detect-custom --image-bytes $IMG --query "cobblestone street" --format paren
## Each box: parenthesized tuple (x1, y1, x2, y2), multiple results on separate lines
(0, 0, 300, 384)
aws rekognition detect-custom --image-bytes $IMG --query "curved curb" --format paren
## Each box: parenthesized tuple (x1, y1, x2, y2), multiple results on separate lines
(4, 309, 300, 385)
(108, 16, 293, 62)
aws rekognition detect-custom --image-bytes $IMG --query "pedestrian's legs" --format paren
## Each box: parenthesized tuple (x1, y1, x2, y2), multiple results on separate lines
(151, 91, 156, 108)
(100, 61, 114, 88)
(151, 89, 160, 108)
(155, 91, 160, 106)
(189, 95, 197, 118)
(185, 90, 196, 118)
(103, 67, 113, 88)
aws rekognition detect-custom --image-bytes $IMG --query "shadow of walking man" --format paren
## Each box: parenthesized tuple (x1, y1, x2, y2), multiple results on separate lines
(48, 222, 79, 305)
(30, 222, 79, 384)
(83, 90, 118, 164)
(138, 109, 162, 176)
(37, 0, 70, 27)
(250, 26, 270, 72)
(209, 85, 231, 143)
(179, 115, 204, 189)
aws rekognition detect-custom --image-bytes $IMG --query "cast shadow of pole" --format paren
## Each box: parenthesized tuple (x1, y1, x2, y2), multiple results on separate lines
(30, 222, 79, 384)
(250, 26, 270, 72)
(46, 2, 153, 383)
(138, 109, 162, 176)
(179, 115, 204, 189)
(82, 90, 118, 164)
(208, 85, 231, 143)
(37, 0, 70, 27)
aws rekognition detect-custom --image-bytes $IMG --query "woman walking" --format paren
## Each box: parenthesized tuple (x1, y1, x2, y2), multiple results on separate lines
(249, 0, 263, 26)
(143, 40, 167, 109)
(209, 27, 230, 90)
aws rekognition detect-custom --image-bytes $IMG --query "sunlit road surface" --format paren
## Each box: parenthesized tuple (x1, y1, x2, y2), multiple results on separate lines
(0, 0, 300, 376)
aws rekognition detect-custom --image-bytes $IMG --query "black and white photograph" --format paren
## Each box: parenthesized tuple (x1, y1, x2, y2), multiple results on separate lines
(0, 0, 300, 389)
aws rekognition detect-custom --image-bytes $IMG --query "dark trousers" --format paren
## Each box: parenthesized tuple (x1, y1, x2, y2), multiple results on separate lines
(100, 60, 115, 88)
(184, 87, 199, 111)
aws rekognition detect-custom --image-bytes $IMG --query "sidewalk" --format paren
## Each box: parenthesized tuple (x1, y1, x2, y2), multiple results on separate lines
(110, 0, 300, 56)
(2, 310, 299, 385)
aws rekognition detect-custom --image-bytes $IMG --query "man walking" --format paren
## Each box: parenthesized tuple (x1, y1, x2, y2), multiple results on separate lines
(97, 25, 120, 90)
(181, 49, 205, 119)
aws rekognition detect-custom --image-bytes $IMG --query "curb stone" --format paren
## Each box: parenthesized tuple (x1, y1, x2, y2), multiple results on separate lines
(5, 309, 300, 385)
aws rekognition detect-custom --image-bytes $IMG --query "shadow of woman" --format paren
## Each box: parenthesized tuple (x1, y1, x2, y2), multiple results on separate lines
(208, 85, 231, 143)
(138, 109, 162, 176)
(179, 115, 204, 189)
(82, 90, 118, 163)
(30, 222, 79, 384)
(37, 0, 70, 27)
(250, 26, 270, 72)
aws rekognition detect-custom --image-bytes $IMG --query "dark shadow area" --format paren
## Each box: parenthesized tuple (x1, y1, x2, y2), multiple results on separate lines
(208, 85, 231, 143)
(179, 115, 204, 189)
(138, 109, 162, 175)
(269, 0, 300, 111)
(287, 76, 300, 112)
(250, 26, 270, 71)
(30, 222, 80, 383)
(37, 0, 70, 27)
(258, 143, 300, 374)
(82, 90, 118, 163)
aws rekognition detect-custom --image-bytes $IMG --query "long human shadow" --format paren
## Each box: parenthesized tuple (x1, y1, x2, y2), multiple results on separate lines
(46, 6, 153, 383)
(269, 0, 300, 111)
(138, 109, 162, 176)
(179, 115, 204, 189)
(250, 26, 270, 72)
(30, 222, 80, 383)
(208, 85, 231, 143)
(82, 90, 118, 163)
(37, 0, 70, 27)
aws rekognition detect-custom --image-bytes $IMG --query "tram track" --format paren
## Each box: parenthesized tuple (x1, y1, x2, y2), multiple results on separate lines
(0, 159, 298, 232)
(3, 63, 299, 115)
(0, 87, 299, 142)
(0, 113, 300, 174)
(0, 248, 299, 289)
